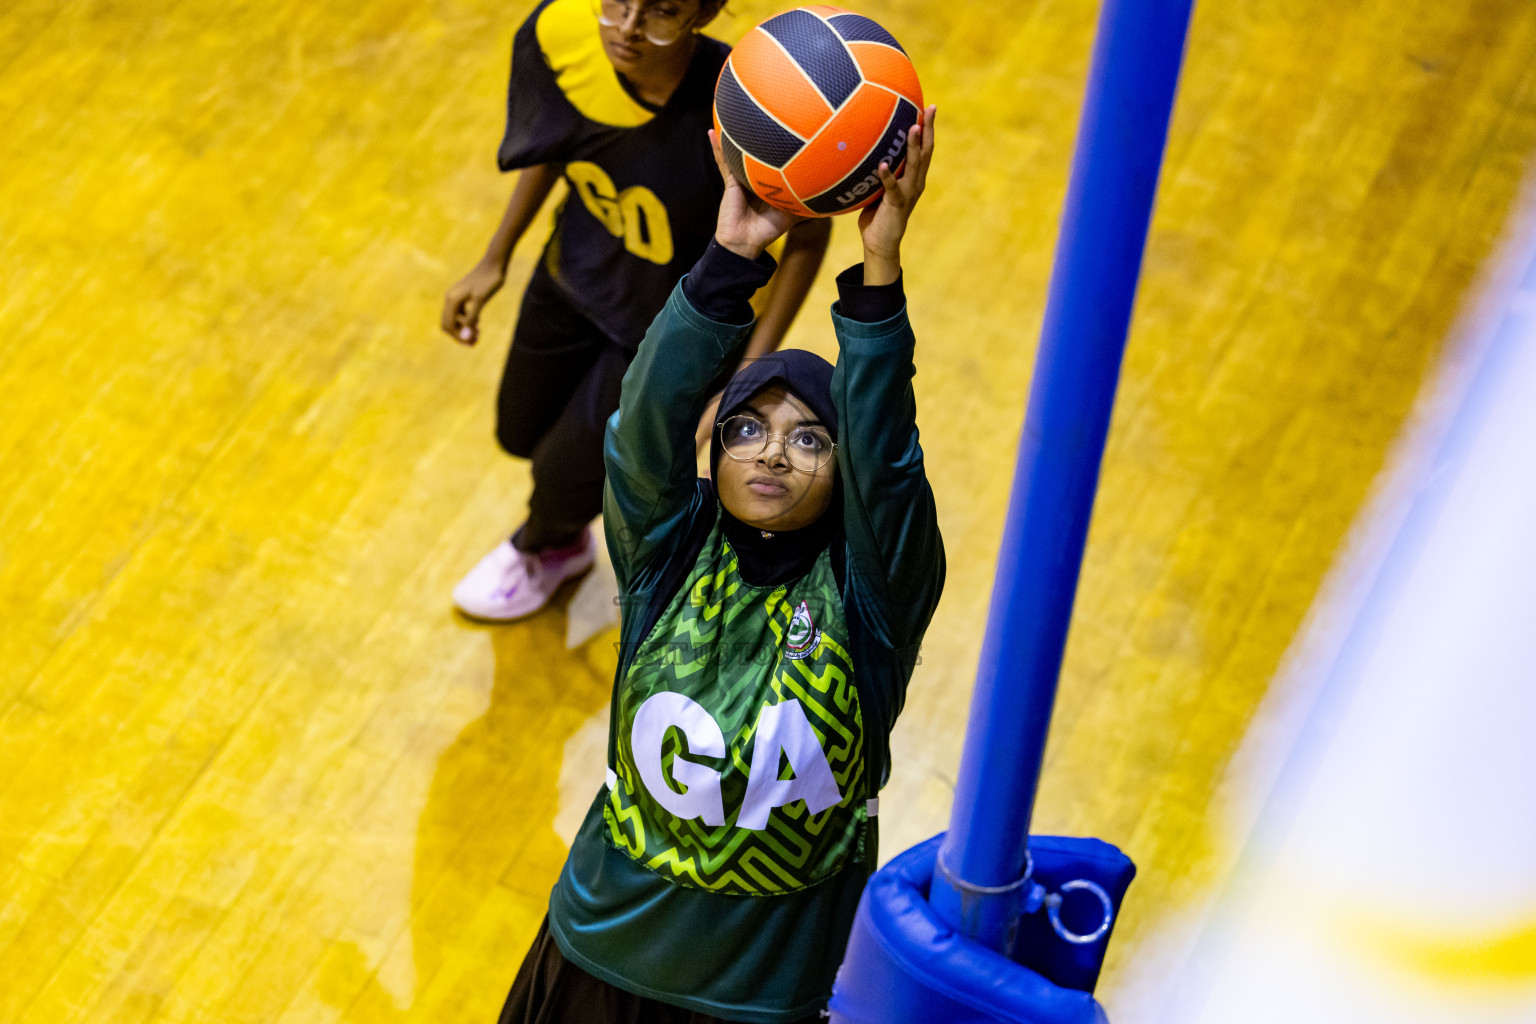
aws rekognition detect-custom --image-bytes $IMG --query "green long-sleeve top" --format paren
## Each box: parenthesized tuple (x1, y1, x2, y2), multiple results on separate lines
(546, 250, 945, 1023)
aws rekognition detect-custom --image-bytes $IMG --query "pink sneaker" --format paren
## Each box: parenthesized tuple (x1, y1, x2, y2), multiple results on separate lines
(452, 530, 596, 622)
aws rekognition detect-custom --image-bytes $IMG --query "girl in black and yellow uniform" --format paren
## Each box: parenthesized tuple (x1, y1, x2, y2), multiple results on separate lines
(444, 0, 831, 622)
(497, 109, 942, 1023)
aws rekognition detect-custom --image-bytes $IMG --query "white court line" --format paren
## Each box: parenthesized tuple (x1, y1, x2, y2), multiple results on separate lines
(1116, 173, 1536, 1024)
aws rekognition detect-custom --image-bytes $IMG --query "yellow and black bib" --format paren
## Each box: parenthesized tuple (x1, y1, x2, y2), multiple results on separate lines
(497, 0, 728, 347)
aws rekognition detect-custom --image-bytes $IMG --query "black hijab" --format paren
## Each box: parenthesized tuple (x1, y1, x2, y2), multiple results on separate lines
(709, 350, 842, 587)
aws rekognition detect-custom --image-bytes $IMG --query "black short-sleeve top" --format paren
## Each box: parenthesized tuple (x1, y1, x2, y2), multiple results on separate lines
(499, 0, 729, 348)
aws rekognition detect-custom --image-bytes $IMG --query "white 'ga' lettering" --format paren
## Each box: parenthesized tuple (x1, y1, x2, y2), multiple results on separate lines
(629, 694, 842, 830)
(631, 692, 727, 826)
(736, 699, 842, 830)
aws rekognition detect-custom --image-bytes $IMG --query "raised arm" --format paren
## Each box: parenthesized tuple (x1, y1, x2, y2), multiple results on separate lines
(832, 282, 943, 650)
(603, 131, 806, 584)
(832, 106, 944, 649)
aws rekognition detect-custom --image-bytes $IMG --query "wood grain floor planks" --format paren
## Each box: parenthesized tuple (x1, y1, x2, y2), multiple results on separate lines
(3, 0, 1535, 1020)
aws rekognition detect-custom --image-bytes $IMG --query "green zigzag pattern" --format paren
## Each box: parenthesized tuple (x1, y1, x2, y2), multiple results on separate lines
(604, 521, 867, 896)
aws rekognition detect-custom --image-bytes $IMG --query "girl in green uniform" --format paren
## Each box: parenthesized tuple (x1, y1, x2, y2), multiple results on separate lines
(498, 108, 942, 1023)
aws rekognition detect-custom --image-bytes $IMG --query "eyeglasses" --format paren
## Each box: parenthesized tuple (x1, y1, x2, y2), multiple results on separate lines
(719, 414, 836, 473)
(596, 0, 697, 45)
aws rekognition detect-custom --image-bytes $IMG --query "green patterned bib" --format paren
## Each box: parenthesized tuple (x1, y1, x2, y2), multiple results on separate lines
(604, 521, 867, 896)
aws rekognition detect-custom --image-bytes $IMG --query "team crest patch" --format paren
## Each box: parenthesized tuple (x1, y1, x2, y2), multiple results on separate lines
(785, 600, 822, 660)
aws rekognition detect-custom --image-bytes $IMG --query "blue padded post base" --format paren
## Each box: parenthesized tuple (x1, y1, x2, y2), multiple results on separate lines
(1007, 836, 1136, 992)
(830, 835, 1133, 1024)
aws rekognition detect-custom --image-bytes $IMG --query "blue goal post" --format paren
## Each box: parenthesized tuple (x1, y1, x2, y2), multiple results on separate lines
(832, 0, 1196, 1019)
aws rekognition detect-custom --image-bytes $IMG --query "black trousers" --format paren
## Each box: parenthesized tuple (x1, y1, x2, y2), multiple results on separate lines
(497, 917, 826, 1024)
(497, 269, 634, 553)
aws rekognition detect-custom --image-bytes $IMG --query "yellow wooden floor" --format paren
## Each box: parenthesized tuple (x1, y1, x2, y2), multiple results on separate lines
(4, 0, 1535, 1021)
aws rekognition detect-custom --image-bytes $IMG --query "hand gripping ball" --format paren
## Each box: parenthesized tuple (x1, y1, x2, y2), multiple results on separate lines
(713, 6, 923, 217)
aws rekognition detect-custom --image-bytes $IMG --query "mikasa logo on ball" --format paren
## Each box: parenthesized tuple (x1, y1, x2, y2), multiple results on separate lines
(836, 128, 908, 208)
(785, 600, 822, 660)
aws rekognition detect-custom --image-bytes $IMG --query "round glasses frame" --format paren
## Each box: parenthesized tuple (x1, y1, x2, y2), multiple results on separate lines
(718, 415, 837, 474)
(595, 0, 697, 45)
